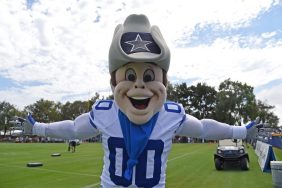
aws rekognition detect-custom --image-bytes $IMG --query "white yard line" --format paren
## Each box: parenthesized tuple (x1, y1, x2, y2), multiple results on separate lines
(167, 150, 199, 162)
(0, 163, 100, 177)
(82, 182, 101, 188)
(0, 149, 199, 187)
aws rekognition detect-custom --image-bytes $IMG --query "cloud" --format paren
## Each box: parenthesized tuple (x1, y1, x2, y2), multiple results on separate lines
(262, 31, 277, 38)
(256, 82, 282, 122)
(0, 0, 281, 124)
(170, 37, 282, 123)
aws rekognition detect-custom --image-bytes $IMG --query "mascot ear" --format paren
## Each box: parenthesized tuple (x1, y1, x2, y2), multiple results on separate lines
(110, 81, 115, 93)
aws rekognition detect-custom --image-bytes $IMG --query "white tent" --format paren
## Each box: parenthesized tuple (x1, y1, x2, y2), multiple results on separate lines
(0, 130, 23, 136)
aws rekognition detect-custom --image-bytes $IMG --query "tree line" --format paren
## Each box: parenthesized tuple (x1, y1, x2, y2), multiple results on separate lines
(167, 79, 279, 127)
(0, 79, 279, 134)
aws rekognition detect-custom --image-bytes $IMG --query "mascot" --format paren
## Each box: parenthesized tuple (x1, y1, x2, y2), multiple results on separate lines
(25, 14, 259, 187)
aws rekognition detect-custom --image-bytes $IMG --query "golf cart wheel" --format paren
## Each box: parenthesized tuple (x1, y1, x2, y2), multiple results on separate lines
(215, 158, 223, 170)
(240, 157, 249, 170)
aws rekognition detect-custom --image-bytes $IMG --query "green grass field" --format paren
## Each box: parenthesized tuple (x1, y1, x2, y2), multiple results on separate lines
(0, 142, 280, 188)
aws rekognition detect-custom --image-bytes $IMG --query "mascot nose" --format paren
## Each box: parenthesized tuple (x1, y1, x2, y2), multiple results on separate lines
(134, 79, 145, 89)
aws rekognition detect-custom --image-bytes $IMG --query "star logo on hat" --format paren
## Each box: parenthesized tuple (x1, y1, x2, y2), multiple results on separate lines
(124, 34, 152, 52)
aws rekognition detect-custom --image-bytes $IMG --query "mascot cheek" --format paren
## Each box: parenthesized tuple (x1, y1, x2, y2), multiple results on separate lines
(113, 82, 131, 112)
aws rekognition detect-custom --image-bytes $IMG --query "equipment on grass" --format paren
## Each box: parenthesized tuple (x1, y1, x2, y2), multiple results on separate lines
(26, 162, 43, 167)
(51, 153, 61, 157)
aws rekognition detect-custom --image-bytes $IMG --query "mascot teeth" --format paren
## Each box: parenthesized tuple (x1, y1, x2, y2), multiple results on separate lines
(132, 97, 149, 100)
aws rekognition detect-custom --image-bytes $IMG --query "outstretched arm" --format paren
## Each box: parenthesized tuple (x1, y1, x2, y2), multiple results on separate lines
(176, 114, 249, 140)
(25, 113, 99, 140)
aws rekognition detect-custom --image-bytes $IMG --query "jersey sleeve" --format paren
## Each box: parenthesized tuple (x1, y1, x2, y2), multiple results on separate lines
(88, 100, 119, 133)
(176, 114, 247, 140)
(33, 112, 99, 140)
(156, 102, 186, 135)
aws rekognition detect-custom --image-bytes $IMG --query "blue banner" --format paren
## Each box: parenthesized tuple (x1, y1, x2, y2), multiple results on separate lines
(268, 135, 282, 150)
(255, 141, 276, 172)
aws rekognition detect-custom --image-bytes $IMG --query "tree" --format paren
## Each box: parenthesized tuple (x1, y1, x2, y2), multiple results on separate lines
(89, 92, 101, 110)
(61, 100, 89, 120)
(215, 79, 257, 125)
(167, 82, 217, 119)
(256, 100, 279, 127)
(24, 99, 62, 122)
(0, 101, 21, 135)
(166, 82, 177, 102)
(173, 83, 190, 108)
(186, 83, 217, 119)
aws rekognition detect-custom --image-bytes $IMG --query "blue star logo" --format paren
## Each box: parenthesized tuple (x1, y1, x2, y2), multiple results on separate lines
(124, 34, 152, 52)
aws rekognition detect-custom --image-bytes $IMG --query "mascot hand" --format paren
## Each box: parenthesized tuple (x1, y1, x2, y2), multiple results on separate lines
(23, 114, 36, 135)
(246, 117, 261, 140)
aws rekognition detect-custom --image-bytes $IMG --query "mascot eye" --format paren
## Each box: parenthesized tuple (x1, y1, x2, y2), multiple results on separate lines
(125, 68, 136, 82)
(143, 69, 155, 82)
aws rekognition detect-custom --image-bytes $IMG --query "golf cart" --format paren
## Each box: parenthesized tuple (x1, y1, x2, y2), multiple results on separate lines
(214, 139, 249, 171)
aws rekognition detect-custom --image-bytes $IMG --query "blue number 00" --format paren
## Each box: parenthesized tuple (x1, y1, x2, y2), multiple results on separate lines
(108, 137, 164, 187)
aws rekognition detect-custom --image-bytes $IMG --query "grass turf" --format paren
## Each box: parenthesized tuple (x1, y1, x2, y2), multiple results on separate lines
(0, 142, 279, 188)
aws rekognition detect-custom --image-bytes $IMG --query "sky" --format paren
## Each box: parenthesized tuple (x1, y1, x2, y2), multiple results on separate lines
(0, 0, 281, 125)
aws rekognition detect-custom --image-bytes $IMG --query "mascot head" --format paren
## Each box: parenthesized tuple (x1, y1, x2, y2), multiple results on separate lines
(109, 14, 170, 124)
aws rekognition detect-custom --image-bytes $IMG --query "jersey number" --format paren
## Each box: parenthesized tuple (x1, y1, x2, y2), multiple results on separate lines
(108, 137, 164, 187)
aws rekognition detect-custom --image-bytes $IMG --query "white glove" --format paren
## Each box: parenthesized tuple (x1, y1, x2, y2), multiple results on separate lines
(23, 114, 36, 135)
(246, 117, 261, 140)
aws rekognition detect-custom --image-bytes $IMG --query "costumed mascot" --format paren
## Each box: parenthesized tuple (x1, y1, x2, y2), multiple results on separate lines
(25, 14, 259, 188)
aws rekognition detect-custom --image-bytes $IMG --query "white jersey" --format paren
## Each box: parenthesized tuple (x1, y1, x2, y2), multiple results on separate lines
(33, 100, 246, 188)
(89, 100, 186, 188)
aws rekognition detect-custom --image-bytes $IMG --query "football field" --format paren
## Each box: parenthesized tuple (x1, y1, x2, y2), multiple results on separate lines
(0, 142, 280, 188)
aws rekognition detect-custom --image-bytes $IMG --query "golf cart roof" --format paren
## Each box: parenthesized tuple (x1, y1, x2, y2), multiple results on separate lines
(218, 139, 243, 146)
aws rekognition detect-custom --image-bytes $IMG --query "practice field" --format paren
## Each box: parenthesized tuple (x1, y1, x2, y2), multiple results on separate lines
(0, 142, 280, 188)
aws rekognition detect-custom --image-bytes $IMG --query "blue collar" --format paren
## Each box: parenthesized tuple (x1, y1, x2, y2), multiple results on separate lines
(118, 110, 159, 180)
